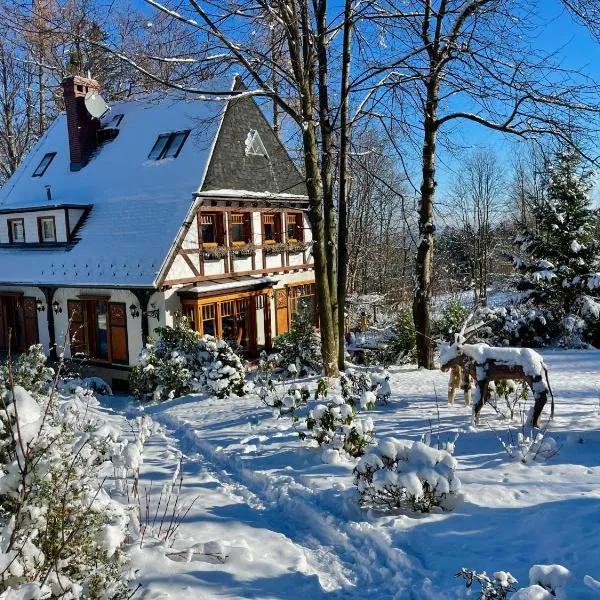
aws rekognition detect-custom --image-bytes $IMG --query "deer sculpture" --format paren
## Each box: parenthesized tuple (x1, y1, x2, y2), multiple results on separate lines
(439, 317, 554, 428)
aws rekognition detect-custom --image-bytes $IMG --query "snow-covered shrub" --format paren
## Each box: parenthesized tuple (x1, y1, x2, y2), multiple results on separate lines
(130, 322, 245, 401)
(253, 351, 310, 416)
(458, 564, 599, 599)
(455, 568, 518, 599)
(477, 305, 557, 347)
(0, 344, 53, 395)
(499, 430, 559, 463)
(304, 398, 374, 458)
(341, 369, 391, 407)
(0, 383, 130, 598)
(354, 438, 463, 512)
(273, 306, 321, 376)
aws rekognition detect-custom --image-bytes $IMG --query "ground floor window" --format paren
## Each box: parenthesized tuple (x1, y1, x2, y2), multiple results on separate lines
(181, 289, 271, 354)
(0, 294, 38, 353)
(68, 298, 128, 364)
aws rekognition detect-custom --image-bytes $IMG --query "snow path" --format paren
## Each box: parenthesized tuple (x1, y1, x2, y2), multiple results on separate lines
(150, 410, 432, 599)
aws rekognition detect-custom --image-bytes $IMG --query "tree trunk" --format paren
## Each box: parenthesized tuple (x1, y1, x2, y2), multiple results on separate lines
(314, 0, 338, 361)
(300, 104, 338, 377)
(337, 0, 352, 371)
(413, 79, 438, 369)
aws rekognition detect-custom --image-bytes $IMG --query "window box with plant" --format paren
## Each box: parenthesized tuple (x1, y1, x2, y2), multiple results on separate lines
(287, 240, 311, 254)
(264, 241, 286, 255)
(231, 243, 257, 257)
(202, 244, 229, 260)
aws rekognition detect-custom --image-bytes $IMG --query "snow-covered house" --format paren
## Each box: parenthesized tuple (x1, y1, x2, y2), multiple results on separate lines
(0, 75, 315, 385)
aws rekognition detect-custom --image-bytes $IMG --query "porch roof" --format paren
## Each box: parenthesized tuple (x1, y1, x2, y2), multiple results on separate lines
(177, 276, 278, 298)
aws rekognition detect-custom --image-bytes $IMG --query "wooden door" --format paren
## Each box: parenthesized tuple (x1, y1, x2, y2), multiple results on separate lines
(275, 289, 289, 335)
(0, 295, 24, 352)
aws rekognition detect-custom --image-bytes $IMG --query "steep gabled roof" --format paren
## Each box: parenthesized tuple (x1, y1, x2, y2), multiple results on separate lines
(0, 81, 307, 289)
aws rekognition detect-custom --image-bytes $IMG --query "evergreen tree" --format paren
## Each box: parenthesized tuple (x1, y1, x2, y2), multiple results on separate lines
(512, 150, 600, 342)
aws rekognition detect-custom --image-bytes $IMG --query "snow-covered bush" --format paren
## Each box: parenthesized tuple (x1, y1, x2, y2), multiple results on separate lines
(354, 438, 463, 512)
(254, 351, 309, 415)
(478, 305, 557, 347)
(273, 306, 321, 376)
(457, 564, 579, 600)
(304, 398, 374, 458)
(0, 382, 131, 598)
(0, 344, 53, 395)
(499, 429, 559, 463)
(455, 568, 518, 599)
(130, 322, 246, 401)
(340, 369, 391, 407)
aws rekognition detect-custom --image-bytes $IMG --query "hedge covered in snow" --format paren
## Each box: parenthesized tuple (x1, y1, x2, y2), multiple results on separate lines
(130, 323, 246, 401)
(354, 438, 463, 512)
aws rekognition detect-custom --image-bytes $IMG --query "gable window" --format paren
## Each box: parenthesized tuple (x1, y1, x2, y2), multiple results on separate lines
(286, 213, 304, 241)
(38, 217, 56, 243)
(7, 219, 25, 243)
(148, 130, 190, 160)
(230, 213, 250, 245)
(262, 213, 281, 243)
(199, 213, 224, 246)
(245, 129, 268, 157)
(32, 152, 56, 177)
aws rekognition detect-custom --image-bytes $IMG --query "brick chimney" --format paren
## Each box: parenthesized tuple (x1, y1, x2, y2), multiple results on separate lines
(61, 75, 101, 171)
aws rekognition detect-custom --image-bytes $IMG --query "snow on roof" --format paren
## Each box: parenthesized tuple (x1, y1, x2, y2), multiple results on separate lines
(0, 93, 226, 287)
(194, 189, 307, 202)
(179, 276, 278, 295)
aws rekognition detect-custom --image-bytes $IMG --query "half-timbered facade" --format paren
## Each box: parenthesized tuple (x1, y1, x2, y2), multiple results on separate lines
(0, 75, 314, 386)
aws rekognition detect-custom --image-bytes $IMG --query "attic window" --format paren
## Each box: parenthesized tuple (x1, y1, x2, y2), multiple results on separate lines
(245, 130, 267, 157)
(8, 219, 25, 243)
(148, 130, 190, 160)
(32, 152, 56, 177)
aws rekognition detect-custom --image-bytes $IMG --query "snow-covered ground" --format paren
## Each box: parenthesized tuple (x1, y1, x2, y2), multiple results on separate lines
(102, 350, 600, 599)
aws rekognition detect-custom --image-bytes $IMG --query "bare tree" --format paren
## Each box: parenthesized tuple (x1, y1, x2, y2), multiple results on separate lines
(447, 149, 506, 305)
(346, 131, 415, 300)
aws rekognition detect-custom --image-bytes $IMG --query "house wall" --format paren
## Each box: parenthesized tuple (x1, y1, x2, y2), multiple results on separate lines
(164, 208, 313, 284)
(52, 287, 145, 364)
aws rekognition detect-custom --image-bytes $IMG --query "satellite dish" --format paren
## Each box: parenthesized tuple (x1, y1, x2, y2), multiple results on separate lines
(84, 91, 109, 119)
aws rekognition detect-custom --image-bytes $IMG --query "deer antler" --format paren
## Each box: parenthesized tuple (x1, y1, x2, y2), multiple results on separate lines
(457, 313, 473, 344)
(457, 312, 486, 344)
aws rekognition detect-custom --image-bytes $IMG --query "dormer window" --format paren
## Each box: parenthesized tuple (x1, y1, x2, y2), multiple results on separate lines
(32, 152, 56, 177)
(8, 219, 25, 243)
(38, 217, 56, 243)
(245, 130, 267, 157)
(148, 130, 190, 160)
